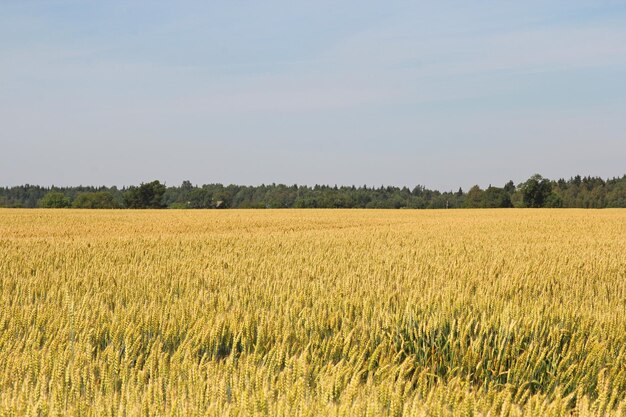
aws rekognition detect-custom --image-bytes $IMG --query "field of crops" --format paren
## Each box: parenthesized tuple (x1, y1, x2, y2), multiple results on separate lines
(0, 209, 624, 416)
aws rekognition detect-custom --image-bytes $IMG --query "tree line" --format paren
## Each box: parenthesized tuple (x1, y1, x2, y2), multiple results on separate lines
(0, 174, 624, 209)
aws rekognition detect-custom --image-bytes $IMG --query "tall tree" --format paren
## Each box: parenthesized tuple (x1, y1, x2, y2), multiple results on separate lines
(520, 174, 552, 208)
(123, 181, 166, 208)
(465, 185, 485, 208)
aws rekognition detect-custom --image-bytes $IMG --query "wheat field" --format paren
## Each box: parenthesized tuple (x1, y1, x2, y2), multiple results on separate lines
(0, 209, 624, 416)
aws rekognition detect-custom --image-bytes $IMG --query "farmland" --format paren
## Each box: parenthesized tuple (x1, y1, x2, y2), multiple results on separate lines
(0, 209, 624, 416)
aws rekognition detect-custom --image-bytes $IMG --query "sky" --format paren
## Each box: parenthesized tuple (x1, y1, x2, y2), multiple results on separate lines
(1, 1, 625, 191)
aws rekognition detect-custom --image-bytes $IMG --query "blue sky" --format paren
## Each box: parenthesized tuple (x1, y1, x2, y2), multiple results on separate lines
(1, 1, 625, 190)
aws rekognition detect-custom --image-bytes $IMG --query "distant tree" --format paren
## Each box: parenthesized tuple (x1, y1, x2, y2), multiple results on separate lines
(484, 186, 513, 208)
(572, 175, 582, 187)
(503, 180, 516, 195)
(520, 174, 552, 208)
(181, 180, 193, 191)
(464, 185, 485, 208)
(544, 193, 563, 208)
(38, 192, 70, 208)
(412, 185, 425, 196)
(123, 181, 166, 208)
(73, 192, 118, 209)
(188, 187, 214, 208)
(606, 177, 626, 208)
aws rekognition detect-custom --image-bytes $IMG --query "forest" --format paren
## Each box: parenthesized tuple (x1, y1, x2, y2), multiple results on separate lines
(1, 174, 624, 209)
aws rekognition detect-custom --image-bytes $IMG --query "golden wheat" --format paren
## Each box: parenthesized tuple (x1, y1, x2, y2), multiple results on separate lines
(0, 209, 624, 416)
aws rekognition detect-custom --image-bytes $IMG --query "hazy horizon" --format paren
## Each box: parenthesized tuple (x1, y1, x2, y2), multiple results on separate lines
(2, 171, 626, 194)
(2, 1, 626, 191)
